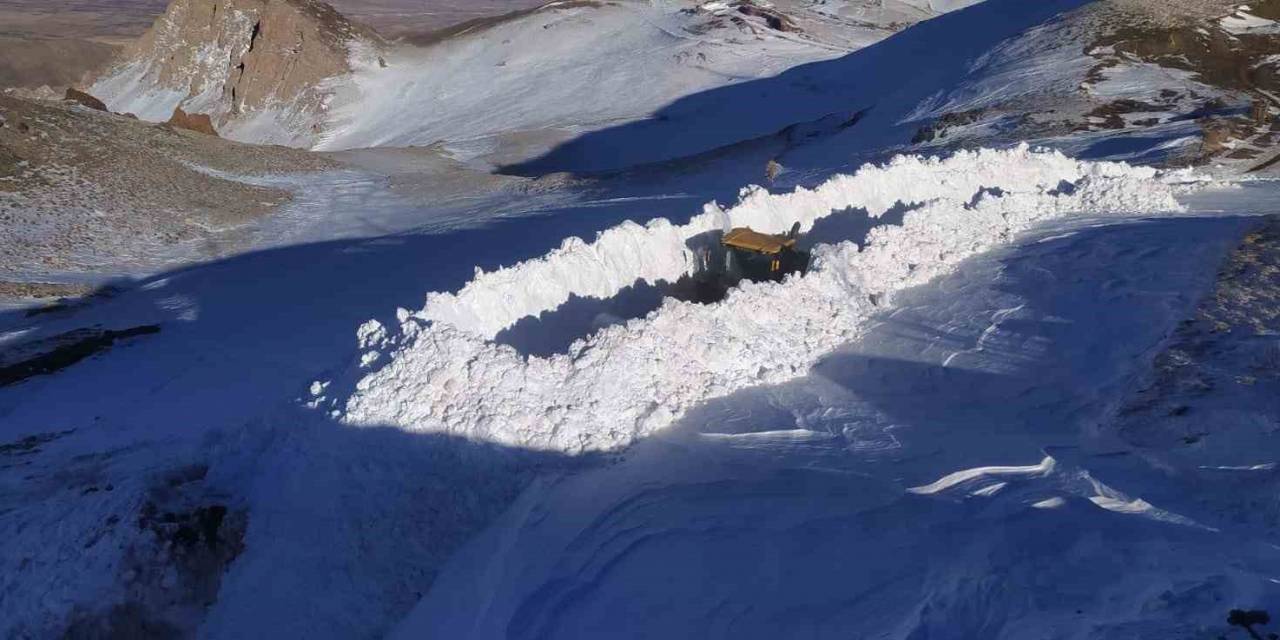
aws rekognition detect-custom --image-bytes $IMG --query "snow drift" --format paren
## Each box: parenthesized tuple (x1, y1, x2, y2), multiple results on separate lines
(334, 146, 1198, 453)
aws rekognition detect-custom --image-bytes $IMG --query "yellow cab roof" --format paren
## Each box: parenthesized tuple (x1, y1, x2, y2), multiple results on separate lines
(721, 227, 796, 254)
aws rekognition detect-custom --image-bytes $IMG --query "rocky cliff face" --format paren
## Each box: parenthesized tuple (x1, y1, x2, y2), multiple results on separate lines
(90, 0, 382, 146)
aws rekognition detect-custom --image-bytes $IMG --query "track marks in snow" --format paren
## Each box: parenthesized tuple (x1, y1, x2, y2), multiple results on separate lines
(941, 303, 1026, 367)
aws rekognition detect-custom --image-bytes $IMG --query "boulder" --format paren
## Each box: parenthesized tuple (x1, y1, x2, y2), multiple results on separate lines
(167, 107, 219, 137)
(63, 88, 107, 111)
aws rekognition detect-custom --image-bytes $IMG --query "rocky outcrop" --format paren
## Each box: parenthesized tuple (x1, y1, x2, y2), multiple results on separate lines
(63, 88, 107, 111)
(89, 0, 382, 146)
(167, 106, 219, 136)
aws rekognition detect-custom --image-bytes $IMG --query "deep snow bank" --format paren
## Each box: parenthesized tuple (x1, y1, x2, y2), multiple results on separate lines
(333, 147, 1199, 453)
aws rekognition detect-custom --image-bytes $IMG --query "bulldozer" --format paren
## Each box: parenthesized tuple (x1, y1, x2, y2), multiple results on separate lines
(720, 222, 810, 283)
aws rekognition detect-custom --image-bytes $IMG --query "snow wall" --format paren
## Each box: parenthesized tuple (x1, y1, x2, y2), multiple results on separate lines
(330, 146, 1201, 453)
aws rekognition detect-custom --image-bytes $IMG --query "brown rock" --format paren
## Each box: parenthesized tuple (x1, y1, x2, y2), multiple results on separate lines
(736, 2, 799, 32)
(62, 88, 107, 112)
(89, 0, 383, 143)
(167, 107, 219, 137)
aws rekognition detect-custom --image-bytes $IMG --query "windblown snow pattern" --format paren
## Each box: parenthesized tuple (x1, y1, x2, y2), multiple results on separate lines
(338, 147, 1198, 453)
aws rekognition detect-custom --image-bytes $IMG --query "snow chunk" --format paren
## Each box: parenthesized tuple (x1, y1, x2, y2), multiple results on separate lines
(356, 319, 387, 350)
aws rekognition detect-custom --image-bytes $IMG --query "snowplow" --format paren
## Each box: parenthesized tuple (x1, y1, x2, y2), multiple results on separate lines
(720, 223, 810, 282)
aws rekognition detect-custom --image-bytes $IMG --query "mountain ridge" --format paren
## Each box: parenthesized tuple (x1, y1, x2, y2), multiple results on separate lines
(89, 0, 383, 145)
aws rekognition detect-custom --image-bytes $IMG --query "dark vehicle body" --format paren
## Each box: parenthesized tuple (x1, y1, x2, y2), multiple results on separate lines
(721, 224, 810, 282)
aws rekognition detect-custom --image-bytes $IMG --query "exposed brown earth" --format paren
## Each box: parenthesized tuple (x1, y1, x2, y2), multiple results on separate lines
(0, 0, 549, 41)
(0, 36, 120, 91)
(0, 281, 94, 300)
(63, 88, 107, 112)
(911, 108, 986, 144)
(1083, 0, 1280, 165)
(60, 463, 248, 638)
(0, 325, 160, 387)
(1102, 4, 1280, 94)
(902, 1, 1280, 169)
(735, 1, 799, 33)
(0, 1, 162, 91)
(1118, 215, 1280, 448)
(167, 107, 219, 136)
(1107, 0, 1241, 28)
(347, 0, 550, 42)
(401, 1, 604, 47)
(0, 1, 169, 43)
(0, 93, 337, 276)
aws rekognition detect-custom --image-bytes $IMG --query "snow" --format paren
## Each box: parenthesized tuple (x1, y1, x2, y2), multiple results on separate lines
(1087, 62, 1209, 102)
(903, 14, 1092, 122)
(340, 146, 1199, 454)
(1221, 8, 1280, 35)
(912, 0, 987, 12)
(391, 192, 1280, 639)
(91, 0, 990, 157)
(315, 2, 856, 153)
(88, 61, 187, 122)
(91, 7, 260, 125)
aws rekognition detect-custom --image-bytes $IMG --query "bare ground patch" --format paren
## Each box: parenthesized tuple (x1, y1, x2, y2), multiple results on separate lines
(0, 93, 339, 277)
(0, 324, 160, 387)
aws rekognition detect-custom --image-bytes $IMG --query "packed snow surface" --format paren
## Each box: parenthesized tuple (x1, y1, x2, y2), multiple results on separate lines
(338, 147, 1199, 453)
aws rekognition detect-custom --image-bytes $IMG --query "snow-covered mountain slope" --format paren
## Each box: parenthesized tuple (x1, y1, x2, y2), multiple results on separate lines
(84, 0, 1280, 174)
(505, 0, 1095, 173)
(89, 0, 981, 155)
(509, 0, 1280, 175)
(315, 0, 862, 155)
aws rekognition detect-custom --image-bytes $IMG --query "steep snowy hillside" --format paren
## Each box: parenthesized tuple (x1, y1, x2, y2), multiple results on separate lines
(315, 0, 873, 157)
(90, 0, 980, 156)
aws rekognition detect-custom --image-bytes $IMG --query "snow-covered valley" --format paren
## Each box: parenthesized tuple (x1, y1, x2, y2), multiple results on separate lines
(4, 0, 1280, 637)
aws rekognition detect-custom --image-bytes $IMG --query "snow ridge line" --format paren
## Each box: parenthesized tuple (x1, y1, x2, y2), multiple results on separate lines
(334, 146, 1198, 454)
